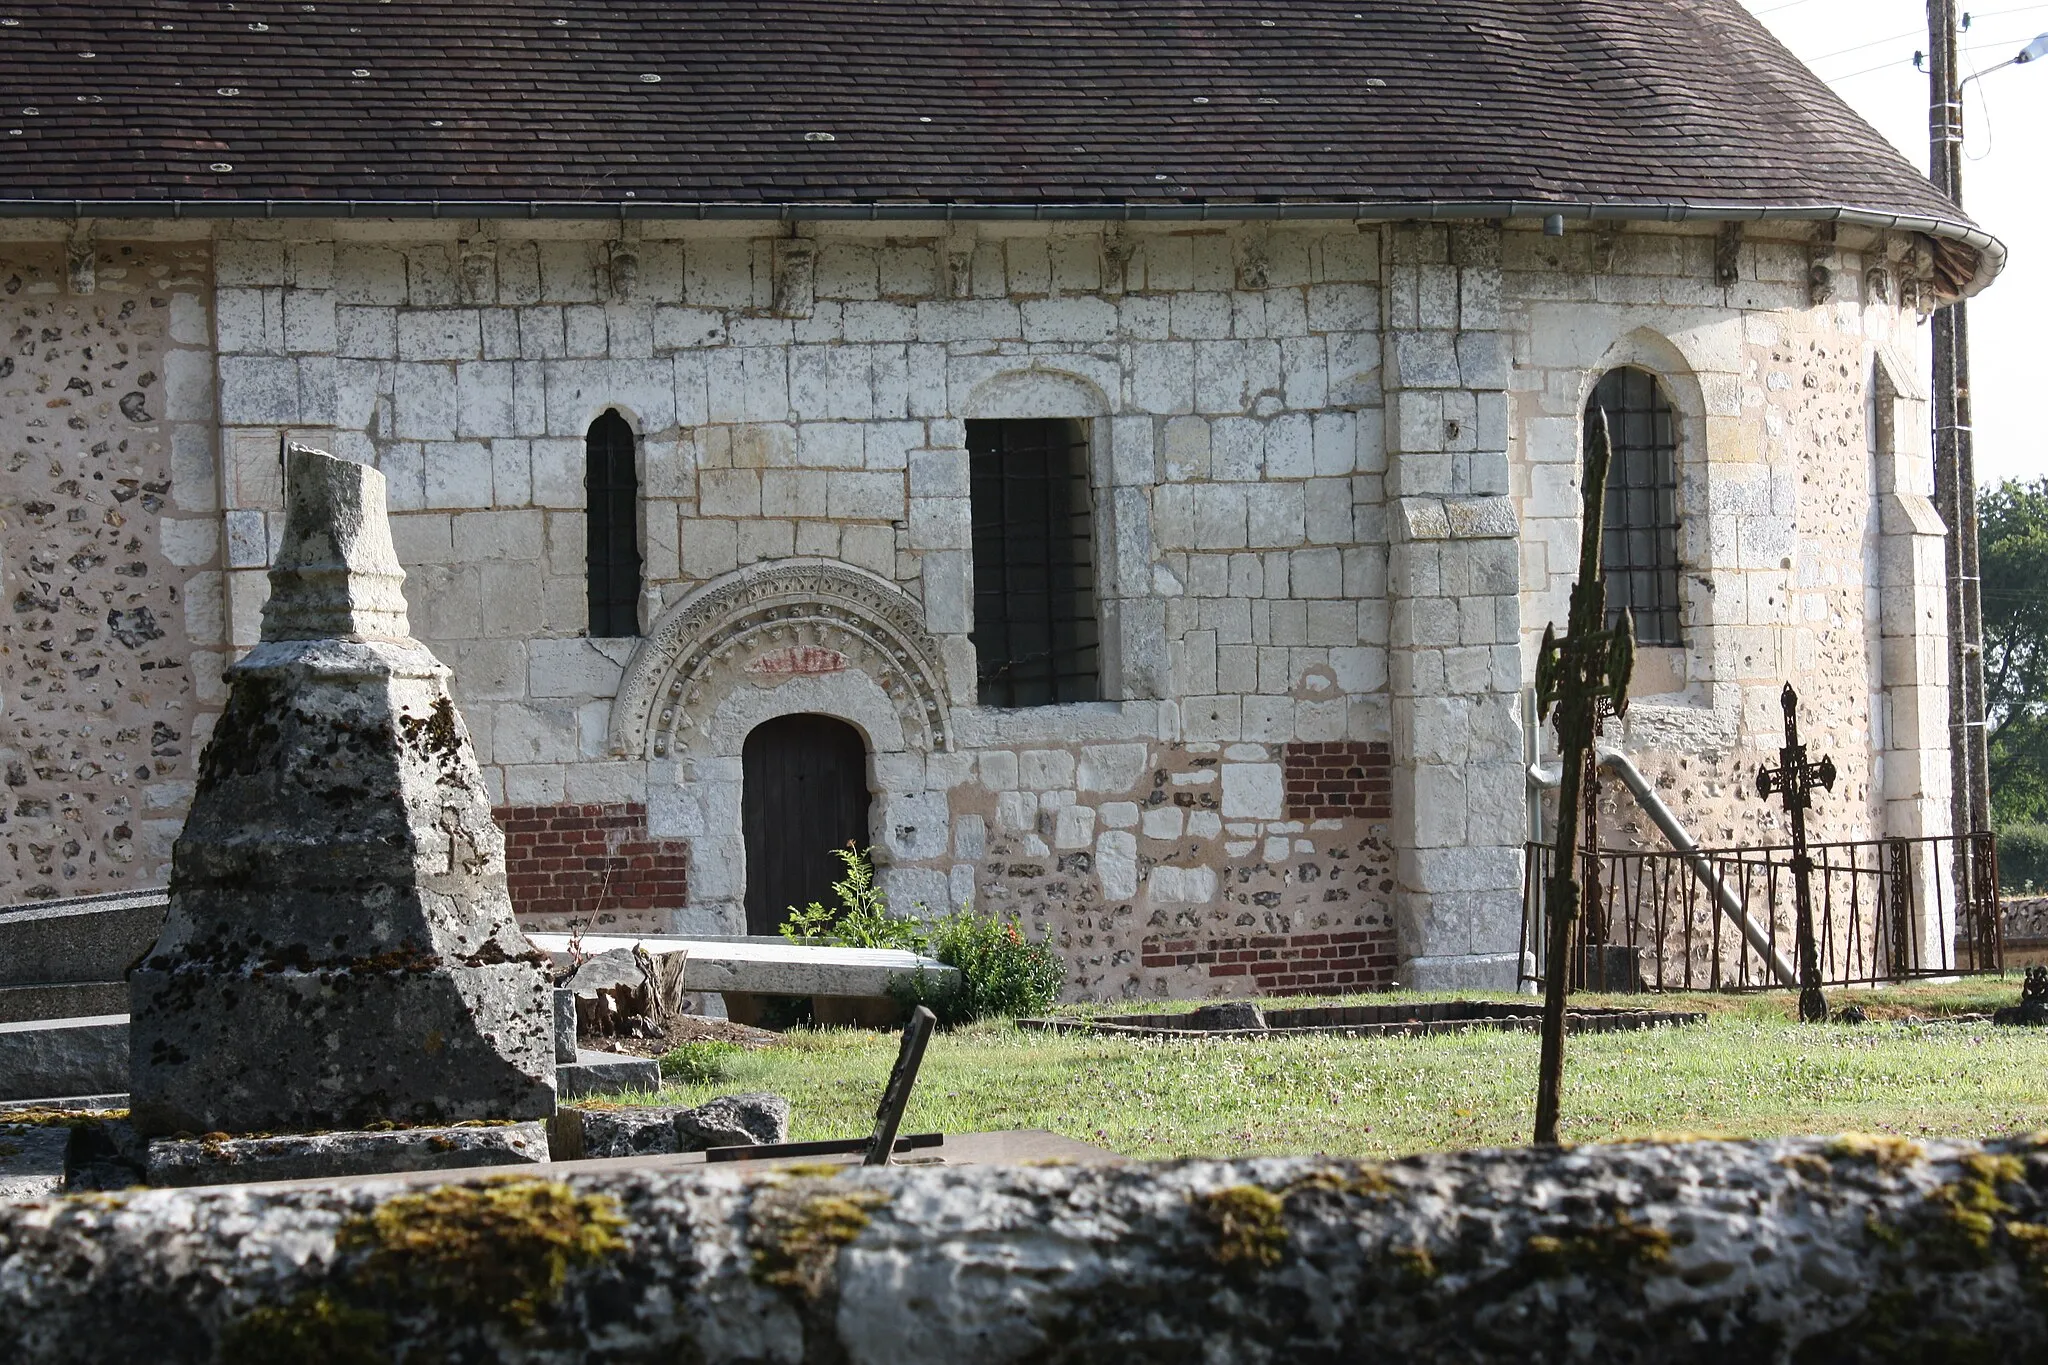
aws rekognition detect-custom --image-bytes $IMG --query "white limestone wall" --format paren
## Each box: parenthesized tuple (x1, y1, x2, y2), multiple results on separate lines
(1504, 222, 1950, 859)
(1, 212, 1961, 999)
(195, 219, 1399, 1000)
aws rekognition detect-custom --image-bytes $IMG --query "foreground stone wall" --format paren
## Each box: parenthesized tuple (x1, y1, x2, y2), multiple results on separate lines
(4, 1134, 2047, 1362)
(0, 233, 219, 899)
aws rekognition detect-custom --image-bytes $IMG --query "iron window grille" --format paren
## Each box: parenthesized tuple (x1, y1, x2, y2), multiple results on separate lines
(1585, 367, 1683, 647)
(967, 418, 1101, 707)
(585, 408, 642, 637)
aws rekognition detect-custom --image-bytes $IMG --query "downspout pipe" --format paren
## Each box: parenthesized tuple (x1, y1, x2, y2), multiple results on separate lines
(1527, 750, 1800, 988)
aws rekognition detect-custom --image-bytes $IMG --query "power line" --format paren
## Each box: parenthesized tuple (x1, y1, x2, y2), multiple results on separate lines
(1807, 3, 2048, 68)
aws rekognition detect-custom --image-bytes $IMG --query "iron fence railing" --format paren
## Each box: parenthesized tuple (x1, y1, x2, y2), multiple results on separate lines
(1521, 832, 2002, 992)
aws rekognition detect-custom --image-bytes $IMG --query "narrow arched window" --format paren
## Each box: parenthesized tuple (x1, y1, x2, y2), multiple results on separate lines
(1585, 368, 1682, 647)
(585, 409, 642, 637)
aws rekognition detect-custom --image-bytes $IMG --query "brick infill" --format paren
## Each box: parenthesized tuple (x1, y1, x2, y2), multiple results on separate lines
(495, 802, 687, 929)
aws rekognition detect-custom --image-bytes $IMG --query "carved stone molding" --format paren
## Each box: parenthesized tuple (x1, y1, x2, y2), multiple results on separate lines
(607, 560, 952, 759)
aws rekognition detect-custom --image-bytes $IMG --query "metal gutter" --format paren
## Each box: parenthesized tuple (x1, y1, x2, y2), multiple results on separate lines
(1528, 750, 1801, 988)
(0, 196, 2004, 296)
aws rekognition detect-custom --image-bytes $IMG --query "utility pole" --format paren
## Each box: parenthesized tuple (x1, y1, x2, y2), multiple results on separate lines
(1927, 0, 1992, 845)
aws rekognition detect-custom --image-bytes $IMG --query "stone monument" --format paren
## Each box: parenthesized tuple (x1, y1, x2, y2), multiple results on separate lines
(128, 445, 555, 1136)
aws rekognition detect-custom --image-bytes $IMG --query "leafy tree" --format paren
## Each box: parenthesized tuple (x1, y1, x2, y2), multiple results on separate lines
(1980, 479, 2048, 826)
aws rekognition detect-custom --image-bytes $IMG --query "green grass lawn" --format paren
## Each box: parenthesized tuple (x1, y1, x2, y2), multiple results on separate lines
(613, 980, 2048, 1160)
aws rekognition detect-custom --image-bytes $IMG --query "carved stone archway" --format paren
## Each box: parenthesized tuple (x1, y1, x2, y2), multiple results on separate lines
(608, 560, 953, 761)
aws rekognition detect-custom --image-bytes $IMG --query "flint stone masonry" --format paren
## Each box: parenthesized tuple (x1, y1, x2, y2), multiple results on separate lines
(3, 1135, 2047, 1361)
(126, 447, 554, 1136)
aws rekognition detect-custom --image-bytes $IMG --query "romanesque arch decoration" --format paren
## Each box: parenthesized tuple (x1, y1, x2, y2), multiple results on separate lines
(608, 559, 953, 760)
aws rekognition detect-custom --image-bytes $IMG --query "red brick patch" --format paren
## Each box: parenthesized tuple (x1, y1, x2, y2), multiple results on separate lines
(1139, 927, 1398, 996)
(494, 802, 687, 928)
(1282, 740, 1392, 821)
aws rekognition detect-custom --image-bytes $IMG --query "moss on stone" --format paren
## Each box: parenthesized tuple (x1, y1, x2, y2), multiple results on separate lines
(1823, 1134, 1926, 1170)
(1523, 1213, 1673, 1279)
(219, 1290, 389, 1365)
(0, 1107, 128, 1129)
(1917, 1153, 2026, 1268)
(749, 1182, 891, 1296)
(1196, 1185, 1288, 1269)
(1389, 1244, 1438, 1281)
(337, 1177, 627, 1328)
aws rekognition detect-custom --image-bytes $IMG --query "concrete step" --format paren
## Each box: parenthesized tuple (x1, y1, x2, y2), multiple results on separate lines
(0, 1014, 129, 1102)
(558, 1049, 662, 1100)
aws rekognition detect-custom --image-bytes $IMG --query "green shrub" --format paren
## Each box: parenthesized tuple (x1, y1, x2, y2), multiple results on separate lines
(890, 909, 1066, 1026)
(659, 1040, 743, 1085)
(778, 845, 928, 952)
(1998, 824, 2048, 895)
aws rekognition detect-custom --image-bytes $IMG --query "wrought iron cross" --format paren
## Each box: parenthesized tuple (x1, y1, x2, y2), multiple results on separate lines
(1532, 412, 1635, 1146)
(1757, 683, 1836, 1023)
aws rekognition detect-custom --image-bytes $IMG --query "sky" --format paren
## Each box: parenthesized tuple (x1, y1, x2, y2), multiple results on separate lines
(1740, 0, 2048, 488)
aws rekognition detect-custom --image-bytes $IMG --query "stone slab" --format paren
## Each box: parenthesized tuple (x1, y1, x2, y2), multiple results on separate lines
(0, 981, 129, 1026)
(557, 1049, 661, 1100)
(0, 1123, 71, 1202)
(0, 1015, 129, 1102)
(1024, 1000, 1705, 1040)
(562, 1093, 791, 1159)
(145, 1120, 549, 1188)
(528, 932, 957, 999)
(0, 890, 165, 989)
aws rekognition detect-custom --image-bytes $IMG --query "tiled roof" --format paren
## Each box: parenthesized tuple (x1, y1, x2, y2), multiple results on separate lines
(0, 1, 1988, 270)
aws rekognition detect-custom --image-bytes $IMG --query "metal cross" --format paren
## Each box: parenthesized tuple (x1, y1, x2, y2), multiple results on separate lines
(1532, 411, 1635, 1146)
(1757, 683, 1836, 1023)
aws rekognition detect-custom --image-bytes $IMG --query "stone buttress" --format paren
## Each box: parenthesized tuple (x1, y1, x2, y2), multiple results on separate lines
(127, 445, 554, 1135)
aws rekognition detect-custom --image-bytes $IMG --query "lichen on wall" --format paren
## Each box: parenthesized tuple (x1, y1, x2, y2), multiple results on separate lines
(0, 236, 218, 898)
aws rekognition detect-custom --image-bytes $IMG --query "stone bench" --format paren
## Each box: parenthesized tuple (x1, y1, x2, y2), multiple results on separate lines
(526, 932, 958, 1027)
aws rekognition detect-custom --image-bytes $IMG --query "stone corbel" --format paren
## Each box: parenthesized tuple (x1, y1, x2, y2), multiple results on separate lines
(607, 238, 641, 303)
(66, 223, 95, 296)
(1714, 222, 1742, 288)
(771, 238, 814, 317)
(458, 228, 497, 305)
(1807, 223, 1837, 306)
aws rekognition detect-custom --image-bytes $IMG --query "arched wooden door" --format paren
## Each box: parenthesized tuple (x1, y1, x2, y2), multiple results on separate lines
(742, 714, 872, 936)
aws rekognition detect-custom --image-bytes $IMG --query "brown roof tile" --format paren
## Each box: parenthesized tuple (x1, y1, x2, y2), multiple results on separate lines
(0, 1, 1977, 242)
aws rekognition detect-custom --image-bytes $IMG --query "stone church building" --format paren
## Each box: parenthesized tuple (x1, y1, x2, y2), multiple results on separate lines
(0, 2, 1999, 996)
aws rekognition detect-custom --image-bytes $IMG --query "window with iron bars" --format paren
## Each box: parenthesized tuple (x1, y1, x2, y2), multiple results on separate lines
(1585, 367, 1682, 647)
(585, 408, 642, 638)
(967, 418, 1100, 707)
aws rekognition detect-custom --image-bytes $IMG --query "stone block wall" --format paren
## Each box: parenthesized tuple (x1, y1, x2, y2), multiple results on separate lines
(0, 233, 221, 898)
(1503, 222, 1943, 859)
(495, 801, 687, 932)
(0, 214, 1955, 1005)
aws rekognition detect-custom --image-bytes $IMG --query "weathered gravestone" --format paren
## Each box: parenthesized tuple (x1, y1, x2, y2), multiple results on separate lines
(127, 446, 555, 1137)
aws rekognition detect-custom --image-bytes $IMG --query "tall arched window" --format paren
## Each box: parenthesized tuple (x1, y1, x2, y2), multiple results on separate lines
(1585, 367, 1682, 647)
(585, 409, 642, 637)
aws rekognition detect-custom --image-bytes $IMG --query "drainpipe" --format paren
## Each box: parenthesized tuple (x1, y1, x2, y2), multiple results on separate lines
(1527, 750, 1800, 988)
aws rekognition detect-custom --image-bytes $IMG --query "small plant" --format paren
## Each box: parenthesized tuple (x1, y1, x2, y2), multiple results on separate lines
(778, 845, 929, 952)
(890, 906, 1066, 1025)
(660, 1040, 742, 1085)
